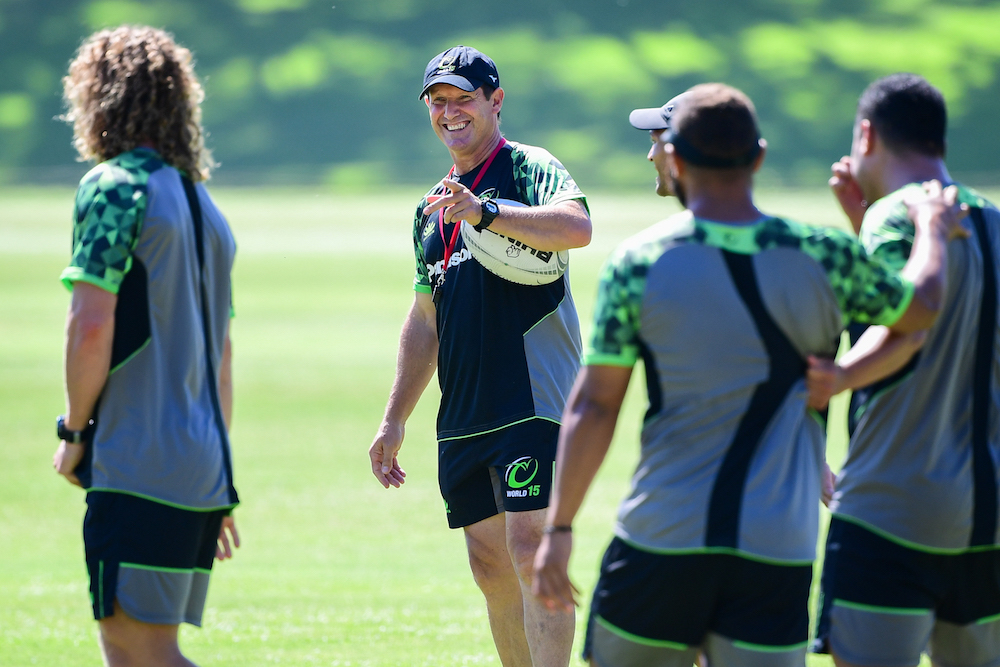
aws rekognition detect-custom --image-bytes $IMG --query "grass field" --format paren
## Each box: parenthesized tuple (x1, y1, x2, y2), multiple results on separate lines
(1, 184, 968, 666)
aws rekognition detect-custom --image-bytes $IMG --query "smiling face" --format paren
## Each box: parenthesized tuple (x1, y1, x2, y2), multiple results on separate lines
(425, 83, 503, 166)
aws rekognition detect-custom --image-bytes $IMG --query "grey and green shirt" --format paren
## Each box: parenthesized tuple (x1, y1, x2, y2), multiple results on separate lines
(61, 148, 238, 510)
(588, 211, 913, 563)
(833, 183, 1000, 552)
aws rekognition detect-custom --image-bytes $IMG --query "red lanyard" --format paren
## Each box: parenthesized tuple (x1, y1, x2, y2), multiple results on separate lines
(437, 137, 507, 273)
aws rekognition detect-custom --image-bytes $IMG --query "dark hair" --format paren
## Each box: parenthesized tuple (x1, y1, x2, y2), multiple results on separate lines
(857, 73, 946, 158)
(670, 83, 761, 171)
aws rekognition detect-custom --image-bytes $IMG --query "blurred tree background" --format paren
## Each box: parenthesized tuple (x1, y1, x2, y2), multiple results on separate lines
(2, 0, 1000, 189)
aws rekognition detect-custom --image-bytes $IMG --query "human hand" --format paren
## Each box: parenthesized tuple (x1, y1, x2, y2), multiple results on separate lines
(53, 441, 84, 487)
(369, 421, 407, 489)
(821, 462, 836, 508)
(216, 515, 240, 560)
(806, 355, 845, 411)
(531, 531, 579, 614)
(905, 180, 970, 241)
(829, 157, 867, 234)
(422, 179, 484, 227)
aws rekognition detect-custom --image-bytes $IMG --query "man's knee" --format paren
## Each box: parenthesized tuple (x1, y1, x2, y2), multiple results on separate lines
(505, 510, 546, 587)
(465, 516, 519, 595)
(98, 601, 184, 666)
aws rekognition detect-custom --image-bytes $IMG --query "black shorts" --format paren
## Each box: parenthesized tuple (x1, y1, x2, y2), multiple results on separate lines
(814, 517, 1000, 666)
(438, 418, 559, 529)
(586, 537, 812, 665)
(84, 491, 228, 626)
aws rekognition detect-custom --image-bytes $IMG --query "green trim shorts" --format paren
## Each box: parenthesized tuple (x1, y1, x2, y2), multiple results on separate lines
(815, 517, 1000, 667)
(586, 537, 812, 667)
(84, 491, 227, 626)
(438, 418, 558, 529)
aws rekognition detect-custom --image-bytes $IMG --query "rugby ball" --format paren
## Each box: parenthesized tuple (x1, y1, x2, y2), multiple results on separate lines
(461, 199, 569, 285)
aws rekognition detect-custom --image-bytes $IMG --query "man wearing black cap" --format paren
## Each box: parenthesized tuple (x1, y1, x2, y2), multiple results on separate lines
(368, 45, 591, 666)
(531, 82, 967, 666)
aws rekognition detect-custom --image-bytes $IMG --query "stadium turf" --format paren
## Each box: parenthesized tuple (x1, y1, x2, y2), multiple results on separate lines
(2, 185, 965, 665)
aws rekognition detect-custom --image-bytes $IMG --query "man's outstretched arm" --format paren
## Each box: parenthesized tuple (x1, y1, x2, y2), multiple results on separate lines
(423, 179, 592, 252)
(369, 291, 438, 488)
(532, 364, 632, 613)
(806, 328, 927, 411)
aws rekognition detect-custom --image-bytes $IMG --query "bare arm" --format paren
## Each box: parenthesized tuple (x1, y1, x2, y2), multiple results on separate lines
(423, 179, 592, 251)
(481, 199, 591, 251)
(53, 282, 116, 486)
(216, 324, 240, 561)
(532, 364, 632, 612)
(806, 328, 927, 410)
(838, 327, 926, 390)
(369, 291, 439, 488)
(219, 327, 233, 430)
(889, 181, 969, 334)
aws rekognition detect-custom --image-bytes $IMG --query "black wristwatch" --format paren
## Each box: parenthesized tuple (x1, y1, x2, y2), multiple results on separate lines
(57, 415, 93, 444)
(475, 199, 500, 232)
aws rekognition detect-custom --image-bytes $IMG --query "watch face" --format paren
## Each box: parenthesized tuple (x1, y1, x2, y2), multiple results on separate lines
(484, 200, 499, 215)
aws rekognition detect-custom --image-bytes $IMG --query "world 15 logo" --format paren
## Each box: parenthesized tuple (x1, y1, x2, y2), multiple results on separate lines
(505, 456, 541, 498)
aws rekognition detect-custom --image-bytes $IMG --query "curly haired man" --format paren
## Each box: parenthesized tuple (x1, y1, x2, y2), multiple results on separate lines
(53, 25, 239, 667)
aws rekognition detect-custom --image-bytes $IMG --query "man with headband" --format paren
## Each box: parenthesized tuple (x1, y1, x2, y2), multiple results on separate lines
(532, 83, 968, 666)
(368, 45, 591, 666)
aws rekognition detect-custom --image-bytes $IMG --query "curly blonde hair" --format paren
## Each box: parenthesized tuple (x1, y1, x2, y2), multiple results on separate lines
(62, 25, 215, 180)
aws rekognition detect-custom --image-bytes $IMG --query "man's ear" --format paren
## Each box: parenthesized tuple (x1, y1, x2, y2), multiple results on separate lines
(491, 87, 504, 115)
(751, 139, 767, 173)
(859, 119, 876, 156)
(667, 144, 684, 179)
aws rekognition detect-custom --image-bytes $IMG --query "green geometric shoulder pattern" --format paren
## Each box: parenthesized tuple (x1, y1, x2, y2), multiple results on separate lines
(861, 182, 990, 273)
(412, 193, 436, 294)
(584, 213, 915, 367)
(509, 141, 588, 211)
(60, 148, 166, 293)
(749, 216, 914, 327)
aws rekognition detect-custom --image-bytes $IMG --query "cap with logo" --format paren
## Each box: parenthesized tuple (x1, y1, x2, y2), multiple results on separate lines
(628, 93, 687, 132)
(420, 45, 500, 100)
(628, 92, 762, 169)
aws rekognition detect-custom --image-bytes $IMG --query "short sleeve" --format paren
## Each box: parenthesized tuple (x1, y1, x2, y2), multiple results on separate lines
(803, 227, 914, 327)
(583, 247, 644, 367)
(860, 191, 915, 274)
(412, 201, 432, 294)
(512, 145, 588, 211)
(60, 165, 148, 293)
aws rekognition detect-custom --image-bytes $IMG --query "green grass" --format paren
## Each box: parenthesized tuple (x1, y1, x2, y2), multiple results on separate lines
(3, 184, 978, 665)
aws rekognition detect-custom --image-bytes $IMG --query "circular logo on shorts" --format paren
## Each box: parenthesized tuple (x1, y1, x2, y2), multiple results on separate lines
(505, 456, 539, 489)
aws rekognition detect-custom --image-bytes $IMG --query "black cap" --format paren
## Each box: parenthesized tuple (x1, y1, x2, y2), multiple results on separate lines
(420, 45, 500, 100)
(629, 93, 687, 131)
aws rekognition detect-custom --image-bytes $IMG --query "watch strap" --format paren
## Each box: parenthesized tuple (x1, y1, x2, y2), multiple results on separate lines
(475, 199, 500, 232)
(57, 415, 94, 444)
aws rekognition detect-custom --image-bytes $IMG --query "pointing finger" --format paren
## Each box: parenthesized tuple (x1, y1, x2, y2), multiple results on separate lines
(423, 196, 452, 216)
(441, 178, 466, 193)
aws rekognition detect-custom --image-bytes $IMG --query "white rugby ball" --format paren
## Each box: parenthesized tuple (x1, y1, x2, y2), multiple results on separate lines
(461, 199, 569, 286)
